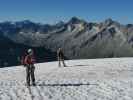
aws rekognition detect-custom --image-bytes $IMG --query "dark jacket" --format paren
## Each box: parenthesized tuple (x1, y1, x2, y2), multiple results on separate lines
(57, 50, 64, 58)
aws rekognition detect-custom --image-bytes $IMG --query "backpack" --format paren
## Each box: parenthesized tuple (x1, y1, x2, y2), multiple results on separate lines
(21, 52, 27, 66)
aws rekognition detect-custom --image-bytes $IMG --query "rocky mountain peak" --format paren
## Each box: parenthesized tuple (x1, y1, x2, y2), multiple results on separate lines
(104, 18, 114, 26)
(68, 17, 85, 24)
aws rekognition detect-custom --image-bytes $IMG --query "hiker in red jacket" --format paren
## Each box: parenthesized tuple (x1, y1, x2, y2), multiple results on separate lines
(24, 49, 36, 86)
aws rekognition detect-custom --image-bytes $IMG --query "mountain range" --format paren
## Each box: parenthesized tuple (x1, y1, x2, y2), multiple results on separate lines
(1, 17, 133, 67)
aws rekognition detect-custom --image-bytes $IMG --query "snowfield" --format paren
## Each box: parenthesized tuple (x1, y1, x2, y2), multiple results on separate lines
(0, 58, 133, 100)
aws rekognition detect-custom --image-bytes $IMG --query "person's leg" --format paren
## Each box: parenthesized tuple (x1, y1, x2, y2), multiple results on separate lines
(58, 58, 61, 67)
(26, 66, 30, 86)
(62, 58, 66, 67)
(31, 65, 35, 85)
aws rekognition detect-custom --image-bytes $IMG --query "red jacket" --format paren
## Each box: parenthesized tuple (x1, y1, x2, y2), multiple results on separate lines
(24, 55, 36, 65)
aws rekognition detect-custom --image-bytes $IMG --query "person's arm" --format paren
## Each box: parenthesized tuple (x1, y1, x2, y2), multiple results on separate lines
(57, 50, 59, 61)
(31, 55, 36, 64)
(24, 56, 29, 65)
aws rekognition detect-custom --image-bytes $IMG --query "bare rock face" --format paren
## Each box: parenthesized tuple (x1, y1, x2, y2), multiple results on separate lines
(1, 17, 133, 66)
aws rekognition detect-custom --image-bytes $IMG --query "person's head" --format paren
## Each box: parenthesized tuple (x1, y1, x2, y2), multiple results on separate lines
(27, 49, 33, 55)
(58, 48, 62, 51)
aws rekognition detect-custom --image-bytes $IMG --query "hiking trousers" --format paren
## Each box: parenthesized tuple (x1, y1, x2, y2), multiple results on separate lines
(26, 64, 35, 85)
(58, 57, 66, 67)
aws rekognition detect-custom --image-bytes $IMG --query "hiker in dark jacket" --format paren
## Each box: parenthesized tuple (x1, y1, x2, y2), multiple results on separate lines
(24, 49, 36, 86)
(57, 48, 66, 67)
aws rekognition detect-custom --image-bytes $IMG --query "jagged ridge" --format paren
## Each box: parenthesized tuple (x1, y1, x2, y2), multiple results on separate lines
(0, 17, 133, 66)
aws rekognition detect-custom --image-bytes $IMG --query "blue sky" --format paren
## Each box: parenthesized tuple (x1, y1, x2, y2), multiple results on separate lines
(0, 0, 132, 24)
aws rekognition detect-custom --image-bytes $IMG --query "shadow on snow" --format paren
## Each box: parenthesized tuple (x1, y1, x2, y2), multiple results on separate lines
(37, 83, 98, 87)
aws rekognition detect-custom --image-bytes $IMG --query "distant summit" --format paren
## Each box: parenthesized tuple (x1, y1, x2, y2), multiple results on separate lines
(68, 17, 86, 25)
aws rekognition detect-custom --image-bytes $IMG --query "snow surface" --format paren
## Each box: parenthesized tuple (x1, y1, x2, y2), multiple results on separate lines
(0, 58, 133, 100)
